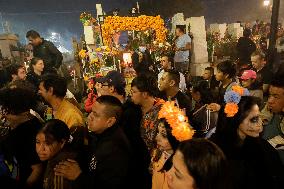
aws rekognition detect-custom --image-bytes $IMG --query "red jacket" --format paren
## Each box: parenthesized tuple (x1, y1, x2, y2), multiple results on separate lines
(84, 92, 97, 113)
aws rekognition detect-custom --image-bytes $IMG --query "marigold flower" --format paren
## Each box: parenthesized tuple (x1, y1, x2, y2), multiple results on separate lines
(224, 103, 239, 117)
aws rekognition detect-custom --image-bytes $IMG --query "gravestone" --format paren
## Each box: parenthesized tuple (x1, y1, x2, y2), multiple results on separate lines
(172, 13, 210, 76)
(228, 23, 243, 39)
(210, 23, 227, 39)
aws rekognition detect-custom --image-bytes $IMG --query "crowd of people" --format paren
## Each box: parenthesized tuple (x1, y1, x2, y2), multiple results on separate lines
(0, 25, 284, 189)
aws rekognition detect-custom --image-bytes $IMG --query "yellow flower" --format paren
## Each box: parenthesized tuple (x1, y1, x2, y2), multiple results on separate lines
(95, 47, 102, 52)
(79, 49, 87, 59)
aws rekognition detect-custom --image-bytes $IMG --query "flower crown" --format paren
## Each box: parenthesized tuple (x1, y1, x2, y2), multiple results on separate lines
(224, 85, 250, 117)
(158, 101, 195, 141)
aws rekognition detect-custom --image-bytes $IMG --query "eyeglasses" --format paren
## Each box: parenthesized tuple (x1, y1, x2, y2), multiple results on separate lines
(101, 84, 109, 87)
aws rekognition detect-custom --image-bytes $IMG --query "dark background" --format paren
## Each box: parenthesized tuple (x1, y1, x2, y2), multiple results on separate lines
(0, 0, 282, 50)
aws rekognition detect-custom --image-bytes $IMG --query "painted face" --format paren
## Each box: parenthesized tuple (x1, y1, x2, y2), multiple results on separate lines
(130, 86, 143, 105)
(202, 70, 211, 80)
(267, 86, 284, 113)
(166, 150, 196, 189)
(87, 102, 110, 134)
(32, 59, 44, 73)
(238, 104, 263, 139)
(159, 72, 171, 92)
(155, 122, 172, 152)
(36, 132, 64, 161)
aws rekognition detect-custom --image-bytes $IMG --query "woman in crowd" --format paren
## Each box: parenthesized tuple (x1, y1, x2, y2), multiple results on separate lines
(166, 138, 229, 189)
(36, 119, 79, 189)
(152, 120, 179, 189)
(207, 60, 237, 112)
(152, 101, 194, 189)
(211, 93, 284, 188)
(26, 57, 44, 88)
(0, 85, 43, 188)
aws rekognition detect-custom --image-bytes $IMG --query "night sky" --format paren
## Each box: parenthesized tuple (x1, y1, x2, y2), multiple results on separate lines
(0, 0, 283, 50)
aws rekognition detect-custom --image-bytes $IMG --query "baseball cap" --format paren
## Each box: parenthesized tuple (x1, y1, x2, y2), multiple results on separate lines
(97, 71, 126, 90)
(240, 70, 257, 80)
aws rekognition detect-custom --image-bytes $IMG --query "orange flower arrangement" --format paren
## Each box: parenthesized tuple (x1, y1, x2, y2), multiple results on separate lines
(158, 101, 195, 141)
(102, 15, 167, 46)
(232, 85, 244, 96)
(224, 103, 239, 117)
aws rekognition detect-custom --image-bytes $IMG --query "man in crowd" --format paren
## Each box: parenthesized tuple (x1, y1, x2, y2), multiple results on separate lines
(158, 69, 191, 117)
(26, 30, 63, 74)
(261, 73, 284, 164)
(174, 25, 191, 74)
(131, 74, 164, 154)
(202, 67, 219, 91)
(251, 51, 272, 95)
(54, 95, 131, 189)
(38, 74, 84, 128)
(236, 28, 256, 68)
(158, 55, 186, 92)
(97, 70, 151, 188)
(7, 63, 26, 83)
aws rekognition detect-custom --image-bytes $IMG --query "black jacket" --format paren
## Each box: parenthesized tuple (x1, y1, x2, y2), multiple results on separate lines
(26, 71, 41, 89)
(72, 124, 131, 189)
(211, 136, 284, 189)
(236, 37, 256, 64)
(33, 39, 63, 73)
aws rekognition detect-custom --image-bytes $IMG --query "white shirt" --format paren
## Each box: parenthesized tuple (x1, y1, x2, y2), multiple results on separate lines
(158, 70, 187, 92)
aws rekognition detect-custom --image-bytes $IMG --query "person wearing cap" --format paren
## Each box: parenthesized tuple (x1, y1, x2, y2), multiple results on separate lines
(97, 70, 151, 188)
(240, 70, 263, 101)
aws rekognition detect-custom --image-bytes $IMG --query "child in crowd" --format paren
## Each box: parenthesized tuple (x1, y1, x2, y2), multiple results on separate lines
(152, 101, 195, 189)
(36, 119, 78, 189)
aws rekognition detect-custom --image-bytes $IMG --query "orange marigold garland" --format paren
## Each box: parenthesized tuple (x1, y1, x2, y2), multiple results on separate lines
(158, 101, 195, 141)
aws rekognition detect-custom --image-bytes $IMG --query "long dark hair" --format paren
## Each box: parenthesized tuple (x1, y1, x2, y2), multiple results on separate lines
(38, 119, 70, 145)
(178, 139, 230, 189)
(29, 57, 43, 72)
(214, 96, 261, 148)
(159, 119, 180, 171)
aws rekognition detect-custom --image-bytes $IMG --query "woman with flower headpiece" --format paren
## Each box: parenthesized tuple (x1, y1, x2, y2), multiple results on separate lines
(152, 101, 194, 189)
(210, 92, 284, 188)
(36, 119, 81, 189)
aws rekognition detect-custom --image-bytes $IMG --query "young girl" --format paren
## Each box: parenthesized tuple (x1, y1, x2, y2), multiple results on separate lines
(152, 101, 195, 189)
(36, 119, 78, 189)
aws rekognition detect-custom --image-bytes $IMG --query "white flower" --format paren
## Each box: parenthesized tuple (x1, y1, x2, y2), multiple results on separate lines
(153, 41, 157, 45)
(158, 43, 164, 48)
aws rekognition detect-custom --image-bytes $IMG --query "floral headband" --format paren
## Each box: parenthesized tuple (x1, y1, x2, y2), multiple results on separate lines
(224, 85, 250, 117)
(158, 101, 195, 141)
